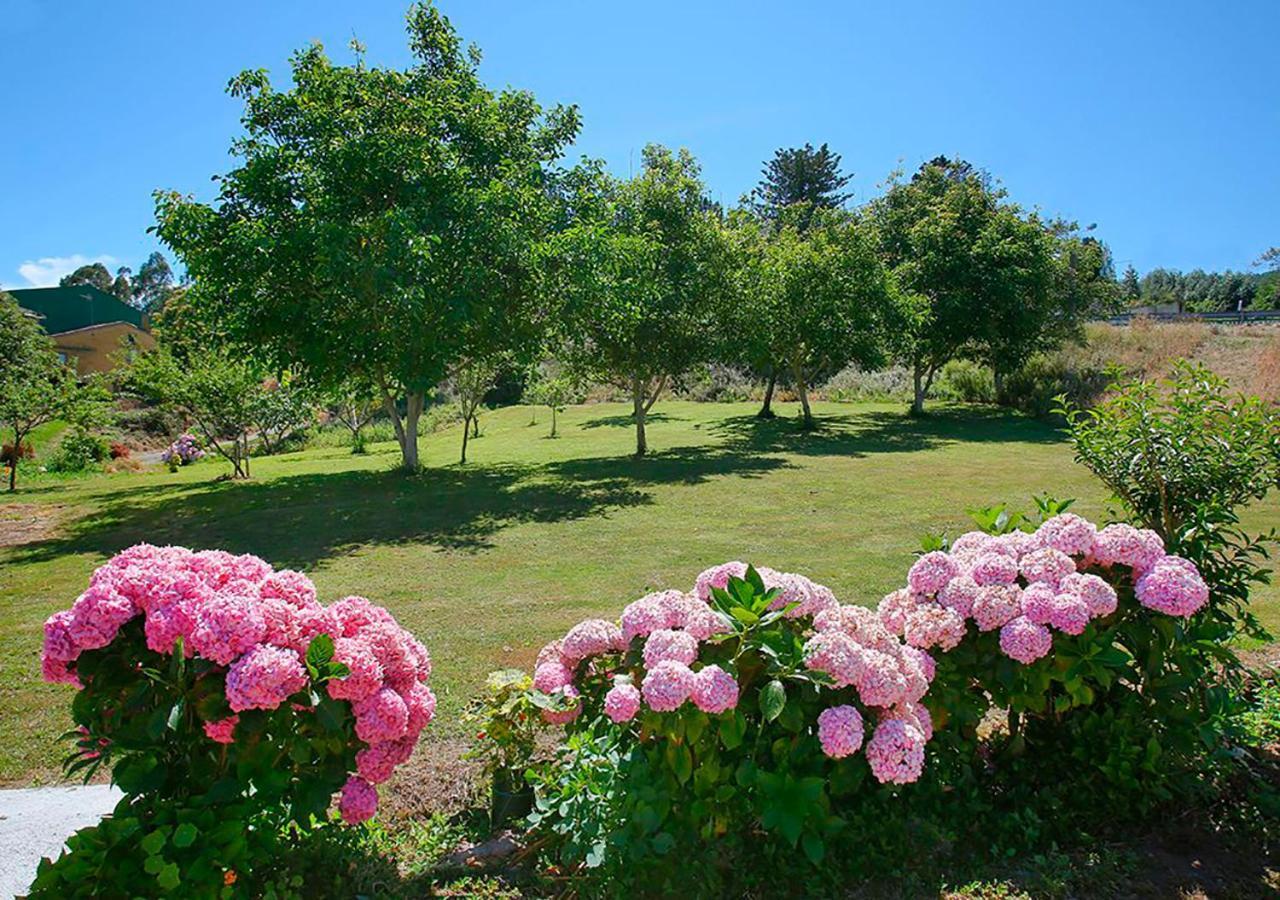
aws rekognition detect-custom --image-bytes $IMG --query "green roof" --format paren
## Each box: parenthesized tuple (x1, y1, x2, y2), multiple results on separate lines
(6, 284, 145, 335)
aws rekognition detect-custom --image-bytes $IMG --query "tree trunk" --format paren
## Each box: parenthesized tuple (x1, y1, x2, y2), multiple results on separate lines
(793, 362, 814, 430)
(550, 406, 557, 438)
(460, 415, 471, 464)
(993, 368, 1006, 404)
(382, 390, 423, 472)
(757, 369, 777, 419)
(632, 376, 648, 458)
(471, 415, 480, 438)
(7, 428, 18, 492)
(911, 362, 927, 417)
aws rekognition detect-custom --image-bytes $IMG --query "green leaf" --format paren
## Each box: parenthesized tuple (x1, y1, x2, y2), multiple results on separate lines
(172, 822, 198, 849)
(306, 633, 335, 673)
(140, 828, 167, 856)
(802, 832, 826, 865)
(760, 680, 786, 723)
(157, 862, 181, 890)
(719, 711, 746, 750)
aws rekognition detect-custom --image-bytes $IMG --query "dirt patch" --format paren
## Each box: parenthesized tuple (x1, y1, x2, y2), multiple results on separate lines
(378, 735, 484, 823)
(0, 503, 65, 548)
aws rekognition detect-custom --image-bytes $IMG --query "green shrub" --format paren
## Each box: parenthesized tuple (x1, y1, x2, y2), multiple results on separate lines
(997, 353, 1109, 418)
(45, 429, 109, 473)
(937, 359, 995, 403)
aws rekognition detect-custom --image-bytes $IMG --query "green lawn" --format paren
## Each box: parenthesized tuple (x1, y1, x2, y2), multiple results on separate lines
(2, 399, 1277, 783)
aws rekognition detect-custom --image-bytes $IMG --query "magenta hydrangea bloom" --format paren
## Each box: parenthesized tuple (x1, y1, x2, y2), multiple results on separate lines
(938, 574, 981, 619)
(353, 687, 410, 744)
(972, 584, 1022, 632)
(907, 552, 959, 596)
(643, 628, 698, 668)
(691, 664, 739, 714)
(1047, 592, 1090, 635)
(190, 595, 267, 666)
(42, 655, 80, 686)
(866, 718, 926, 785)
(970, 552, 1020, 586)
(999, 616, 1053, 663)
(903, 604, 966, 651)
(203, 715, 239, 744)
(225, 644, 308, 712)
(817, 705, 865, 758)
(542, 686, 582, 725)
(561, 619, 625, 662)
(339, 777, 379, 824)
(534, 661, 575, 693)
(1136, 559, 1209, 617)
(1059, 573, 1118, 618)
(329, 596, 395, 638)
(68, 585, 137, 651)
(402, 682, 437, 735)
(641, 660, 695, 712)
(327, 637, 385, 702)
(43, 610, 79, 663)
(258, 570, 318, 609)
(1036, 513, 1097, 558)
(355, 736, 416, 784)
(1019, 582, 1056, 626)
(604, 682, 642, 723)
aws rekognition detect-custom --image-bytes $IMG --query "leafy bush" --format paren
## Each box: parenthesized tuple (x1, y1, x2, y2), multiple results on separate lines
(525, 564, 938, 889)
(45, 428, 109, 472)
(108, 441, 130, 460)
(937, 359, 995, 403)
(161, 432, 205, 470)
(674, 363, 761, 403)
(33, 544, 435, 897)
(997, 352, 1109, 418)
(1, 439, 34, 466)
(819, 364, 914, 402)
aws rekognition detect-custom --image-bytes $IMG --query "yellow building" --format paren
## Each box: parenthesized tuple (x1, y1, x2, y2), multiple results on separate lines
(8, 284, 154, 375)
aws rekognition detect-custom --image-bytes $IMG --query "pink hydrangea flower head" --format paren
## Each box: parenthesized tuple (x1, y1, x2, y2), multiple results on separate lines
(938, 574, 981, 619)
(903, 604, 967, 651)
(542, 686, 582, 725)
(999, 616, 1053, 664)
(900, 644, 936, 684)
(1019, 582, 1057, 626)
(203, 715, 239, 744)
(259, 597, 303, 651)
(534, 661, 575, 693)
(762, 571, 820, 617)
(358, 621, 418, 686)
(42, 655, 80, 686)
(190, 595, 266, 665)
(654, 590, 698, 629)
(329, 596, 395, 638)
(866, 718, 926, 784)
(1036, 513, 1098, 558)
(877, 588, 920, 634)
(339, 776, 379, 824)
(803, 631, 865, 688)
(327, 637, 385, 702)
(561, 619, 625, 662)
(907, 552, 959, 596)
(143, 600, 197, 656)
(642, 628, 698, 668)
(694, 561, 749, 602)
(991, 530, 1042, 559)
(1058, 573, 1118, 618)
(535, 640, 569, 669)
(604, 682, 642, 723)
(817, 705, 865, 758)
(1136, 560, 1209, 617)
(815, 604, 895, 650)
(683, 605, 732, 641)
(43, 610, 79, 663)
(225, 644, 308, 712)
(402, 682, 436, 735)
(1047, 593, 1090, 635)
(353, 687, 410, 744)
(972, 584, 1023, 632)
(620, 596, 670, 642)
(691, 665, 739, 714)
(855, 648, 908, 708)
(970, 552, 1020, 587)
(356, 736, 416, 784)
(1019, 548, 1077, 589)
(641, 660, 695, 712)
(949, 531, 994, 559)
(68, 585, 137, 651)
(1093, 524, 1165, 571)
(258, 570, 318, 609)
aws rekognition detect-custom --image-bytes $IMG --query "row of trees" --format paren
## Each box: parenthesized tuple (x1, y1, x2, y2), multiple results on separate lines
(59, 252, 178, 313)
(152, 2, 1118, 471)
(1121, 252, 1280, 313)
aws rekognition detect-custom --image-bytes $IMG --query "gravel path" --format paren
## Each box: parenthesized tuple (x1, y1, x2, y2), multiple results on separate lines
(0, 785, 121, 899)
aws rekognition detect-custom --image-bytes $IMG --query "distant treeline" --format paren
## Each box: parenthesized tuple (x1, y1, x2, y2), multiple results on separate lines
(1123, 264, 1280, 312)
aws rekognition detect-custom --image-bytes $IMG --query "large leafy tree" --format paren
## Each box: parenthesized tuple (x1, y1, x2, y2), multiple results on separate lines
(0, 293, 84, 490)
(550, 146, 730, 457)
(154, 2, 579, 471)
(871, 157, 1060, 415)
(132, 252, 177, 312)
(728, 207, 900, 429)
(60, 262, 133, 304)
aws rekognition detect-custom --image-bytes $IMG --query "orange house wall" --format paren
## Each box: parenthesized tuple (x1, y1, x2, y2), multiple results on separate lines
(53, 323, 155, 375)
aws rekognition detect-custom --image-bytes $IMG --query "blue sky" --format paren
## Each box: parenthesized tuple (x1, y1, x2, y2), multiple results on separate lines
(3, 0, 1277, 288)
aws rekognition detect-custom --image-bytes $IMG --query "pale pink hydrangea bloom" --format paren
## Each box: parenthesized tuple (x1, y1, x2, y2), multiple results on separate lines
(655, 590, 699, 628)
(902, 604, 966, 651)
(691, 665, 739, 714)
(620, 595, 671, 642)
(970, 552, 1020, 586)
(535, 640, 569, 669)
(877, 588, 920, 634)
(1092, 524, 1164, 571)
(534, 661, 575, 693)
(900, 645, 936, 685)
(888, 701, 934, 742)
(1036, 513, 1097, 558)
(815, 604, 896, 651)
(949, 531, 994, 559)
(694, 561, 749, 602)
(1136, 559, 1209, 617)
(866, 718, 926, 784)
(542, 686, 582, 725)
(907, 552, 959, 596)
(190, 595, 267, 665)
(1019, 582, 1057, 626)
(803, 631, 865, 688)
(817, 705, 864, 758)
(604, 682, 642, 723)
(353, 687, 410, 744)
(991, 530, 1042, 558)
(938, 574, 981, 619)
(1059, 573, 1118, 618)
(1047, 593, 1090, 635)
(203, 715, 239, 744)
(854, 648, 908, 708)
(999, 616, 1053, 663)
(683, 605, 731, 641)
(339, 776, 378, 824)
(225, 644, 308, 712)
(642, 629, 698, 668)
(641, 660, 695, 711)
(561, 619, 625, 662)
(972, 584, 1022, 632)
(1018, 548, 1077, 589)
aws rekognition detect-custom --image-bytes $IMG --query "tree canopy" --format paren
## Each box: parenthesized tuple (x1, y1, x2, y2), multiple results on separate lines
(749, 143, 852, 230)
(153, 1, 580, 471)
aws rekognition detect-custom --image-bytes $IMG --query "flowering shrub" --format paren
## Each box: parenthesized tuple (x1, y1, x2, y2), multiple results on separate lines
(30, 544, 433, 898)
(526, 563, 937, 885)
(161, 432, 205, 470)
(884, 500, 1232, 824)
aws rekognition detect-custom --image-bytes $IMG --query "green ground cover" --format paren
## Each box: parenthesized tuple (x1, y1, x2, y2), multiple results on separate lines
(2, 399, 1277, 782)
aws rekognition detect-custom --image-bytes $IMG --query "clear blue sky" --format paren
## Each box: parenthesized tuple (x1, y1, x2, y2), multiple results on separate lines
(3, 0, 1277, 288)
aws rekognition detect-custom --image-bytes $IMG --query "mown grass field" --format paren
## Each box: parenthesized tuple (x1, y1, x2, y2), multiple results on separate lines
(2, 399, 1277, 783)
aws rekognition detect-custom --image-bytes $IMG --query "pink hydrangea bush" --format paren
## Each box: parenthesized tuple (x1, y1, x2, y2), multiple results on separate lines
(41, 544, 435, 833)
(524, 563, 937, 864)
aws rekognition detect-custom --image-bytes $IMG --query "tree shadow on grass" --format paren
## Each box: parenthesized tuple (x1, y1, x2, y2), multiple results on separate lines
(9, 445, 787, 571)
(578, 411, 682, 429)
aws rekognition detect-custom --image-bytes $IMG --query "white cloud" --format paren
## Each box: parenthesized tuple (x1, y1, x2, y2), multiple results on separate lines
(13, 254, 119, 288)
